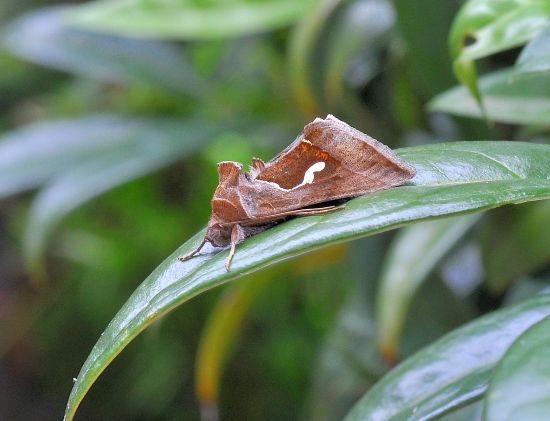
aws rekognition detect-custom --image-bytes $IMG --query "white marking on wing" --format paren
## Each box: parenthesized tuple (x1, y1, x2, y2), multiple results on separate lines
(253, 161, 326, 191)
(294, 161, 325, 188)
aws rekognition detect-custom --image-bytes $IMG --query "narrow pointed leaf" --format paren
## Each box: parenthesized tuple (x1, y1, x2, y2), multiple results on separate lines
(66, 0, 316, 40)
(484, 315, 550, 421)
(345, 294, 550, 421)
(64, 141, 550, 420)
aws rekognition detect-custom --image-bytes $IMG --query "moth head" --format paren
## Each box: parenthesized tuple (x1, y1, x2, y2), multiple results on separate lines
(205, 219, 232, 247)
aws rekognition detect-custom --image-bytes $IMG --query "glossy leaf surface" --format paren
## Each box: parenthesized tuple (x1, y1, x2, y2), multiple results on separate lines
(484, 315, 550, 421)
(346, 294, 550, 421)
(429, 69, 550, 125)
(64, 141, 550, 420)
(66, 0, 315, 40)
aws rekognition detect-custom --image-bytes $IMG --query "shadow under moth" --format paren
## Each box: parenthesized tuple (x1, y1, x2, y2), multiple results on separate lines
(179, 115, 416, 270)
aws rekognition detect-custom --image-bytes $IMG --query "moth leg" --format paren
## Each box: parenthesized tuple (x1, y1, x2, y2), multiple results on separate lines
(279, 204, 345, 217)
(178, 237, 208, 262)
(236, 204, 345, 227)
(225, 224, 245, 271)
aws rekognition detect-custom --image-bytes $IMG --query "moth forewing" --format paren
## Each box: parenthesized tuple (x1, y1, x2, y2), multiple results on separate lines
(179, 115, 416, 271)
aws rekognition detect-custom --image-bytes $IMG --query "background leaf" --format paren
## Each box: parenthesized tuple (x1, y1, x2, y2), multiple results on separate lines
(2, 6, 205, 95)
(484, 314, 550, 421)
(449, 0, 550, 62)
(345, 294, 550, 421)
(376, 214, 480, 361)
(0, 115, 168, 198)
(393, 0, 458, 95)
(449, 0, 550, 108)
(66, 0, 316, 40)
(322, 0, 394, 110)
(22, 117, 229, 277)
(429, 69, 550, 125)
(287, 0, 342, 115)
(64, 141, 550, 420)
(481, 201, 550, 293)
(515, 29, 550, 76)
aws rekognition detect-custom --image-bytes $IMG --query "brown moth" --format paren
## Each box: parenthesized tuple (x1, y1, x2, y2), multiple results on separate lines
(179, 115, 416, 270)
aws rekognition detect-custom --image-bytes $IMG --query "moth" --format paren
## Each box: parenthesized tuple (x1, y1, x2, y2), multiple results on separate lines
(179, 115, 416, 270)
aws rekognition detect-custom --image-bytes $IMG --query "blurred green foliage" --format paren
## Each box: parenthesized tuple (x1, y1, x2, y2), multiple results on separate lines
(0, 0, 549, 420)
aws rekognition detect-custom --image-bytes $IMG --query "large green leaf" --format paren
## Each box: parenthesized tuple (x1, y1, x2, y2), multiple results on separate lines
(65, 0, 315, 40)
(429, 68, 550, 125)
(22, 118, 228, 277)
(484, 315, 550, 420)
(2, 7, 204, 94)
(376, 214, 480, 361)
(449, 0, 550, 109)
(345, 294, 550, 421)
(64, 141, 550, 420)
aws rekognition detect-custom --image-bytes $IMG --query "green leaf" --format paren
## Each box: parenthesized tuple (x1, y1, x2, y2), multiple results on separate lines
(0, 115, 158, 198)
(288, 0, 342, 115)
(393, 0, 458, 94)
(484, 315, 550, 421)
(515, 29, 550, 76)
(64, 141, 550, 421)
(2, 7, 205, 95)
(449, 0, 550, 109)
(323, 0, 394, 109)
(450, 0, 550, 62)
(429, 68, 550, 125)
(345, 294, 550, 421)
(22, 117, 227, 278)
(308, 293, 386, 421)
(376, 214, 480, 361)
(65, 0, 315, 40)
(481, 201, 550, 292)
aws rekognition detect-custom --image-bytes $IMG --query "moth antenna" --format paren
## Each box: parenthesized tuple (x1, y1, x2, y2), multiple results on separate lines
(178, 238, 207, 262)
